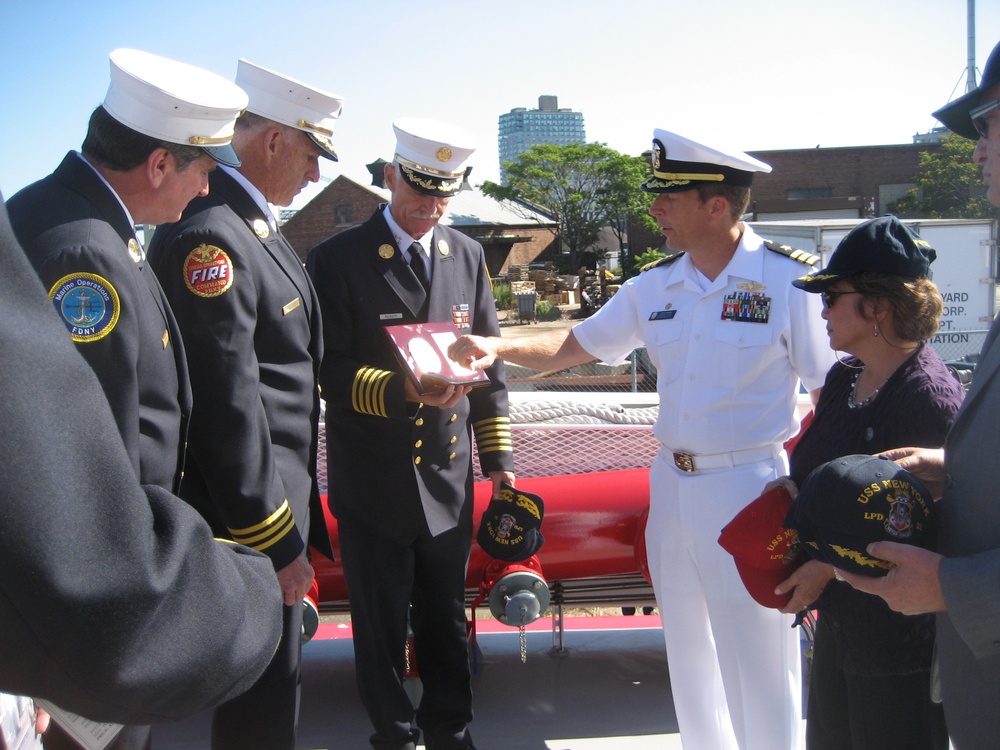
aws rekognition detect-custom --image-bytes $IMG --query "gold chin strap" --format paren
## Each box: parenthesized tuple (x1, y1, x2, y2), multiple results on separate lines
(654, 172, 725, 182)
(187, 134, 233, 145)
(298, 119, 333, 137)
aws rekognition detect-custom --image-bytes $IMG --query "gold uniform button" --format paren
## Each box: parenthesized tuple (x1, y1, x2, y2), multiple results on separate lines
(414, 439, 423, 448)
(415, 418, 425, 426)
(449, 414, 458, 422)
(414, 456, 422, 465)
(449, 436, 457, 444)
(448, 452, 457, 460)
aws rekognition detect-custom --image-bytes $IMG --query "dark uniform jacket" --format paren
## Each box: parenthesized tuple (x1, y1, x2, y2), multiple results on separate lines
(149, 168, 331, 569)
(0, 191, 282, 725)
(7, 152, 191, 493)
(306, 207, 514, 539)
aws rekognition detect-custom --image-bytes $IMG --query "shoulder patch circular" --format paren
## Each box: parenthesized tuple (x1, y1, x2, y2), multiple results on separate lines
(183, 244, 234, 298)
(49, 272, 121, 343)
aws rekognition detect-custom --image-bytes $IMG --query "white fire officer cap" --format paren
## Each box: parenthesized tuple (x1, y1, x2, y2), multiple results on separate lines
(236, 59, 344, 161)
(103, 48, 248, 168)
(392, 117, 477, 197)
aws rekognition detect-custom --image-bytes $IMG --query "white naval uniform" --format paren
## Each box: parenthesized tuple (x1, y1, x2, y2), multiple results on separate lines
(574, 224, 833, 750)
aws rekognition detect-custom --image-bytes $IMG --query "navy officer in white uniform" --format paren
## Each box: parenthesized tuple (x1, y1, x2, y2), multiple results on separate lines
(448, 128, 834, 750)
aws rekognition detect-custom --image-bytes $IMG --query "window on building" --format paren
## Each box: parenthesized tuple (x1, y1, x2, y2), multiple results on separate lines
(335, 203, 353, 226)
(787, 187, 833, 200)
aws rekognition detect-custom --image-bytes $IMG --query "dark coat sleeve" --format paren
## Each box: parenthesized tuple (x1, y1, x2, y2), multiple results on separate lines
(0, 196, 283, 724)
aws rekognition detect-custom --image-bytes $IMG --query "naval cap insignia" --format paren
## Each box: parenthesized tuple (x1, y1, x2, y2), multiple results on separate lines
(127, 238, 142, 263)
(253, 219, 270, 239)
(436, 146, 452, 163)
(437, 240, 450, 256)
(378, 244, 395, 259)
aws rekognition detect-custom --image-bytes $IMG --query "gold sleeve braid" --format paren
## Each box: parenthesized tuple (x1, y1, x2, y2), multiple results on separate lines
(352, 366, 394, 417)
(472, 416, 513, 455)
(228, 499, 297, 552)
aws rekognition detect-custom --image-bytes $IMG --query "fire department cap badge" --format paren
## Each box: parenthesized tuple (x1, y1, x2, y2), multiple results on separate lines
(49, 272, 121, 343)
(183, 244, 234, 298)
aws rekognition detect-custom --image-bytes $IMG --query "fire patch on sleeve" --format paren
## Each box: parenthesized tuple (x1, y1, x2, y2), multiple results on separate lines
(183, 244, 234, 298)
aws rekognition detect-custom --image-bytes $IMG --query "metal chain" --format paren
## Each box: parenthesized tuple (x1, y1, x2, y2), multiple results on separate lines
(519, 625, 527, 663)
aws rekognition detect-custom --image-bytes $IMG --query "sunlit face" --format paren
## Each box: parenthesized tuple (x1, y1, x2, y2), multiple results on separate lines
(267, 128, 323, 207)
(820, 281, 869, 355)
(153, 152, 216, 224)
(973, 83, 1000, 208)
(385, 164, 452, 238)
(648, 189, 710, 251)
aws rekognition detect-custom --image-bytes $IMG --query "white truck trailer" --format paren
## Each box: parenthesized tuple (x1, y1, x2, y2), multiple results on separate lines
(751, 218, 998, 364)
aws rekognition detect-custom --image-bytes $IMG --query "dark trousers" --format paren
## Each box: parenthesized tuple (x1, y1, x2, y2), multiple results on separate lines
(211, 602, 302, 750)
(806, 614, 948, 750)
(338, 512, 474, 750)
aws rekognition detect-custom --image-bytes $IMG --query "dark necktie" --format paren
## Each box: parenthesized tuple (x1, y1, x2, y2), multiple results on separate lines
(408, 243, 430, 295)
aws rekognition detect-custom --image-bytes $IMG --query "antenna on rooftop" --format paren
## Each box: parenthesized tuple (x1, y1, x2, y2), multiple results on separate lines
(965, 0, 978, 92)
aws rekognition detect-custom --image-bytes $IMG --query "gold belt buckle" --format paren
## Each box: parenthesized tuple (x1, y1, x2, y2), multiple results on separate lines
(673, 452, 695, 472)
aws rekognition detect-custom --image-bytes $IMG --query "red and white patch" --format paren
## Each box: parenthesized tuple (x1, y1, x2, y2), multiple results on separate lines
(183, 244, 234, 298)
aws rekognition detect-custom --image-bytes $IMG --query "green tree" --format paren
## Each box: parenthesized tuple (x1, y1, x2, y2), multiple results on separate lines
(482, 142, 656, 269)
(889, 134, 993, 218)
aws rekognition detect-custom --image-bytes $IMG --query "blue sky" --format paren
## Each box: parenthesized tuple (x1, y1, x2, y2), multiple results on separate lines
(2, 0, 998, 207)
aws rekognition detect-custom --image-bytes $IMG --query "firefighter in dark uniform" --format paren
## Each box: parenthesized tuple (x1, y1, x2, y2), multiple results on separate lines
(0, 189, 283, 734)
(6, 49, 250, 750)
(306, 118, 515, 750)
(148, 60, 341, 750)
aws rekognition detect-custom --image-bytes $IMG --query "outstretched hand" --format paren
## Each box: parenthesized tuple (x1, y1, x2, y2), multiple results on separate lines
(448, 334, 499, 372)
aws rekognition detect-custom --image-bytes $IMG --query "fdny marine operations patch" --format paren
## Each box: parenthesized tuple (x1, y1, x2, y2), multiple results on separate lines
(183, 244, 234, 298)
(49, 272, 120, 343)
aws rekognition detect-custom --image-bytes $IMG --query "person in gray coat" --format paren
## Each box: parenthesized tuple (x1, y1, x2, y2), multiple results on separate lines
(840, 38, 1000, 750)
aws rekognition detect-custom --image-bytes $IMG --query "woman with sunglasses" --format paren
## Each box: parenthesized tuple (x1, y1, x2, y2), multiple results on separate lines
(768, 215, 966, 749)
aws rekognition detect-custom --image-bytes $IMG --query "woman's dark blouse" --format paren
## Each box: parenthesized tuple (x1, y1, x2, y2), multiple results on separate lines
(789, 344, 966, 675)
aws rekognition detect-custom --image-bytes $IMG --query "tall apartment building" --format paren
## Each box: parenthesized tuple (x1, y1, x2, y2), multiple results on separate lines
(498, 95, 585, 183)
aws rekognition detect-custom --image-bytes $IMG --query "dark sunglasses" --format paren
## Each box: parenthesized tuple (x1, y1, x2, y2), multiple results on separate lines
(821, 289, 862, 309)
(971, 97, 1000, 139)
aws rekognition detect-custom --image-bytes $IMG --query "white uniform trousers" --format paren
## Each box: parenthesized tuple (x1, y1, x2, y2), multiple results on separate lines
(647, 451, 803, 750)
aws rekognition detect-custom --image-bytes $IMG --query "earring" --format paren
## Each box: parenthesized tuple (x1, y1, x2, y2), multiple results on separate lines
(874, 322, 880, 338)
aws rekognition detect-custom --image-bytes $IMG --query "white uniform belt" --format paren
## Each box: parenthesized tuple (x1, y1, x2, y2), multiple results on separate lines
(670, 444, 778, 473)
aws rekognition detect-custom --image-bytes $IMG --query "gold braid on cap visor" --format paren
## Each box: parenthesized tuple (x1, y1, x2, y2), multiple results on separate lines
(399, 163, 461, 193)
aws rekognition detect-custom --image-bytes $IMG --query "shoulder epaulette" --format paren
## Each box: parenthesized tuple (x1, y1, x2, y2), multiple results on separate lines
(639, 250, 684, 272)
(763, 239, 820, 267)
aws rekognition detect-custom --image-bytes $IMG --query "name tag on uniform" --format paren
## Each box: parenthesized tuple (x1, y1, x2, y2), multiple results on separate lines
(380, 312, 404, 321)
(649, 310, 677, 321)
(282, 297, 301, 315)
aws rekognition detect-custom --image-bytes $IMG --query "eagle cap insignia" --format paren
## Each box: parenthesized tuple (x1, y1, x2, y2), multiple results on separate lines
(737, 281, 767, 292)
(378, 243, 395, 259)
(436, 146, 452, 163)
(253, 219, 270, 239)
(127, 238, 142, 263)
(437, 240, 450, 256)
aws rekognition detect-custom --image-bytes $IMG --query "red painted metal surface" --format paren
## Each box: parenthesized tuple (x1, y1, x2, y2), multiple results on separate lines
(308, 467, 652, 610)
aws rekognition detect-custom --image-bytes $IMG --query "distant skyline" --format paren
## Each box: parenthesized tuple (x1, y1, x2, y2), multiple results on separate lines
(2, 0, 998, 210)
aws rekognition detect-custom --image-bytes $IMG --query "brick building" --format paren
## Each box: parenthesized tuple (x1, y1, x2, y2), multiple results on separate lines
(281, 174, 558, 276)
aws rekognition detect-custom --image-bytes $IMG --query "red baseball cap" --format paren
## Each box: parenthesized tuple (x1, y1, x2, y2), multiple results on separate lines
(719, 486, 804, 609)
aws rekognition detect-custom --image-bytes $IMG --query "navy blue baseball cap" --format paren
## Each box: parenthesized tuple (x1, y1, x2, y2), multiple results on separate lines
(477, 483, 545, 562)
(785, 455, 935, 577)
(793, 216, 936, 292)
